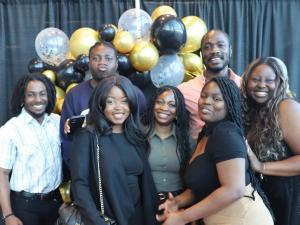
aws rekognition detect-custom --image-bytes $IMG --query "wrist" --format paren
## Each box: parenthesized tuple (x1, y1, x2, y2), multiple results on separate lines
(2, 212, 14, 221)
(260, 163, 266, 174)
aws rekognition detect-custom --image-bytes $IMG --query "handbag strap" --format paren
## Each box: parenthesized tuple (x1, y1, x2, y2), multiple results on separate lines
(95, 135, 105, 215)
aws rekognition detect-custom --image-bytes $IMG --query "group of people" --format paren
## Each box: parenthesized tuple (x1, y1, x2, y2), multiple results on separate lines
(0, 28, 299, 225)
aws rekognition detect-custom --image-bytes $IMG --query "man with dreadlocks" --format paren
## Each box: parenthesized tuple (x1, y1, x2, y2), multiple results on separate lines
(157, 76, 273, 225)
(0, 73, 62, 225)
(178, 29, 240, 141)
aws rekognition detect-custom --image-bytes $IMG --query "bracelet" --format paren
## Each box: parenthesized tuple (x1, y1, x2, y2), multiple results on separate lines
(2, 213, 14, 221)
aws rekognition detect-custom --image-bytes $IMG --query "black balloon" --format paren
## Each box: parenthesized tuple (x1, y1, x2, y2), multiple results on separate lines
(28, 58, 56, 73)
(98, 24, 116, 42)
(129, 71, 151, 89)
(56, 59, 85, 90)
(117, 54, 134, 76)
(151, 14, 187, 54)
(74, 54, 89, 72)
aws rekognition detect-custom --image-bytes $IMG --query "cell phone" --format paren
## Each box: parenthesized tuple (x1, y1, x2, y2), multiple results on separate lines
(68, 115, 85, 134)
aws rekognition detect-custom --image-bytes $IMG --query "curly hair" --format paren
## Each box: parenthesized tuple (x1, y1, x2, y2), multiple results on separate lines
(143, 85, 191, 176)
(87, 75, 147, 147)
(11, 73, 56, 117)
(241, 57, 294, 161)
(203, 76, 244, 132)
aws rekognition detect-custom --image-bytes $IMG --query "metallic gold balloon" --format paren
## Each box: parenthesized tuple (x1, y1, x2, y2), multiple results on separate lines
(66, 83, 78, 93)
(182, 53, 203, 73)
(54, 98, 64, 114)
(151, 5, 177, 21)
(66, 51, 76, 60)
(55, 86, 65, 100)
(112, 31, 135, 54)
(59, 181, 72, 203)
(183, 70, 204, 82)
(181, 16, 208, 53)
(70, 27, 99, 58)
(129, 40, 159, 72)
(42, 70, 56, 83)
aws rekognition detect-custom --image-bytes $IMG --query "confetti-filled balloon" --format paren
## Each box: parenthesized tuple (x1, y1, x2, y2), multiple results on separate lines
(150, 54, 184, 87)
(118, 8, 152, 41)
(35, 27, 69, 66)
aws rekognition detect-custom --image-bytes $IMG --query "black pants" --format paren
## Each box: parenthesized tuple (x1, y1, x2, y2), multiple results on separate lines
(11, 192, 62, 225)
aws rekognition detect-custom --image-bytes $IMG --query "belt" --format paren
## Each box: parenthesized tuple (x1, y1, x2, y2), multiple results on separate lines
(11, 189, 60, 201)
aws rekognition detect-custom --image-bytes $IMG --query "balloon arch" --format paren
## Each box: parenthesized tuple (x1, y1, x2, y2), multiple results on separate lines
(29, 5, 208, 114)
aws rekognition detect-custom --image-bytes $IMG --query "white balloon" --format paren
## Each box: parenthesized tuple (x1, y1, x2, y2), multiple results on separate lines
(150, 54, 184, 87)
(35, 27, 69, 66)
(118, 8, 152, 41)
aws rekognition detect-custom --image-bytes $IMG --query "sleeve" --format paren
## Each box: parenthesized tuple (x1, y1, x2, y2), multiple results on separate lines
(70, 130, 106, 225)
(134, 85, 147, 115)
(207, 123, 247, 163)
(0, 123, 16, 169)
(60, 91, 76, 168)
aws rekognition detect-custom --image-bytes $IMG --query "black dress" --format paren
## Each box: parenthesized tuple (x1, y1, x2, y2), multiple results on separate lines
(259, 143, 300, 225)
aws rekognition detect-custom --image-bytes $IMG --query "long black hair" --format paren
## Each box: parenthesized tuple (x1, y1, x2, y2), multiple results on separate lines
(87, 75, 147, 146)
(204, 76, 244, 132)
(143, 85, 191, 176)
(11, 73, 56, 117)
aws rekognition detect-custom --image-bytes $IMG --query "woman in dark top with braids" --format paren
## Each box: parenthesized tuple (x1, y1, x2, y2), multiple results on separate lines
(241, 57, 300, 225)
(157, 77, 273, 225)
(143, 86, 193, 198)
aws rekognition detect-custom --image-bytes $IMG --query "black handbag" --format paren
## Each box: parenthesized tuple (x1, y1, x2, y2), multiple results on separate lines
(56, 135, 116, 225)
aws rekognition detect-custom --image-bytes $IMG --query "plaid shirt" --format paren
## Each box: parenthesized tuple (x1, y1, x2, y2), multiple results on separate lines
(0, 108, 62, 193)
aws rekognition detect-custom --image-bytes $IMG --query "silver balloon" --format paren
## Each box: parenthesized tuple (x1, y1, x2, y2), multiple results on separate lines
(118, 8, 152, 41)
(150, 54, 184, 87)
(35, 27, 69, 66)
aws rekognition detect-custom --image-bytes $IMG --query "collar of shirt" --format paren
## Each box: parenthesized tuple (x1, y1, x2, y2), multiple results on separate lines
(19, 108, 51, 125)
(150, 123, 177, 141)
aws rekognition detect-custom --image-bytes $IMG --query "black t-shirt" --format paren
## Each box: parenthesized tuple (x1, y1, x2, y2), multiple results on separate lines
(184, 120, 250, 201)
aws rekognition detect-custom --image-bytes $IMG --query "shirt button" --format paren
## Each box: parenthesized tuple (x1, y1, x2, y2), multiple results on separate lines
(163, 178, 167, 182)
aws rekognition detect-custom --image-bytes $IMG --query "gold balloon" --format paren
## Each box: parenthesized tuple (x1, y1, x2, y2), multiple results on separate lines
(55, 86, 65, 100)
(59, 181, 72, 203)
(112, 31, 135, 54)
(66, 51, 76, 60)
(183, 70, 204, 82)
(181, 16, 208, 53)
(182, 53, 203, 73)
(42, 70, 56, 83)
(130, 40, 159, 72)
(151, 5, 177, 21)
(54, 98, 64, 114)
(66, 83, 78, 93)
(70, 27, 99, 58)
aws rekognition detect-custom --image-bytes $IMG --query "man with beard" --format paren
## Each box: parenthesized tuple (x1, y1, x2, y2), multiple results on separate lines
(0, 73, 62, 225)
(60, 41, 147, 171)
(178, 30, 241, 141)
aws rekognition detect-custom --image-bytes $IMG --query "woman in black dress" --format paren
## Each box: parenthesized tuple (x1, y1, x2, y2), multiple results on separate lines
(241, 57, 300, 225)
(157, 76, 273, 225)
(70, 75, 158, 225)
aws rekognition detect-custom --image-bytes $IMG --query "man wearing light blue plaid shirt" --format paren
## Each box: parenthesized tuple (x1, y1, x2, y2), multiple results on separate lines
(0, 73, 62, 225)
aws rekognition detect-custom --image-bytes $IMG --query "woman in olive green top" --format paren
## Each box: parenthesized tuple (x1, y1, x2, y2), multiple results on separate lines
(144, 86, 193, 197)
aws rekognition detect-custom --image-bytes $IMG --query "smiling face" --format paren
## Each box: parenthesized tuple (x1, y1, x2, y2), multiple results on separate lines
(201, 31, 231, 73)
(198, 81, 227, 123)
(104, 86, 130, 133)
(154, 90, 177, 127)
(23, 80, 48, 123)
(246, 63, 277, 104)
(89, 44, 118, 83)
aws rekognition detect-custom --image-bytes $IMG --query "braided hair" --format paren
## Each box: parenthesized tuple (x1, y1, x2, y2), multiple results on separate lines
(143, 85, 191, 176)
(204, 76, 244, 132)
